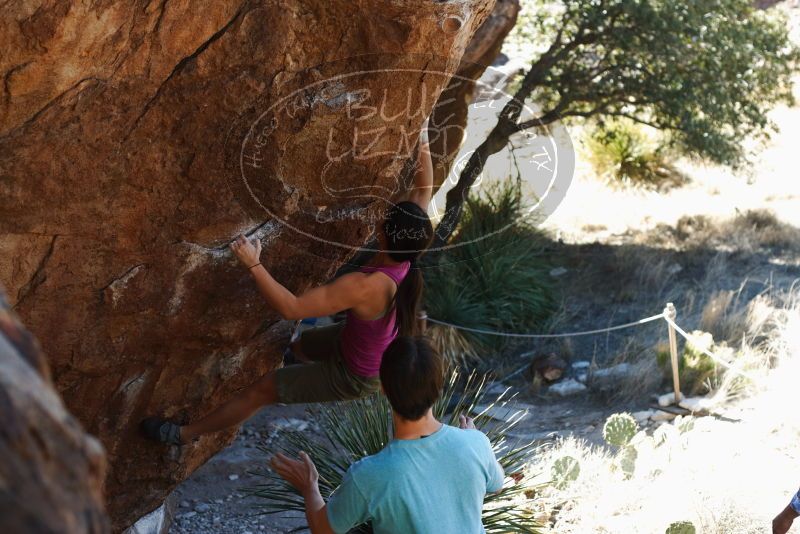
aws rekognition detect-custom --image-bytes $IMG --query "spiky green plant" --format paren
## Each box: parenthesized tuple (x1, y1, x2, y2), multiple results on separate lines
(602, 413, 640, 479)
(618, 445, 638, 480)
(666, 520, 697, 534)
(675, 416, 695, 435)
(245, 371, 544, 533)
(423, 179, 555, 361)
(656, 330, 726, 395)
(587, 120, 687, 191)
(551, 456, 580, 490)
(603, 413, 639, 448)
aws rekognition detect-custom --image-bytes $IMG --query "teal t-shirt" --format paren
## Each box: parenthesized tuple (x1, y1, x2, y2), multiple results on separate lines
(326, 424, 504, 534)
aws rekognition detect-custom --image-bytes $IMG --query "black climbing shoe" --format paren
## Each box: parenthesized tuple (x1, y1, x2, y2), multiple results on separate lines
(140, 417, 183, 445)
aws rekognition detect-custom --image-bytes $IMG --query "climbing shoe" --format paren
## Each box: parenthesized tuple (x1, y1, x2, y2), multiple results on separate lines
(140, 417, 183, 445)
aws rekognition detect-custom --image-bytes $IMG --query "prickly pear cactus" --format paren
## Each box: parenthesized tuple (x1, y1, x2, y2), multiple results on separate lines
(676, 415, 695, 434)
(665, 520, 696, 534)
(552, 455, 580, 490)
(603, 413, 639, 448)
(619, 445, 638, 479)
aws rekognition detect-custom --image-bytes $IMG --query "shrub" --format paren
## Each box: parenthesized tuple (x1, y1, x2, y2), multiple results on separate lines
(656, 330, 731, 395)
(245, 371, 544, 533)
(423, 179, 555, 362)
(587, 120, 687, 192)
(666, 521, 697, 534)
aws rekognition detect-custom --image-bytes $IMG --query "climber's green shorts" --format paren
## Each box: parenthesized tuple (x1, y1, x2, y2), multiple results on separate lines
(275, 322, 380, 404)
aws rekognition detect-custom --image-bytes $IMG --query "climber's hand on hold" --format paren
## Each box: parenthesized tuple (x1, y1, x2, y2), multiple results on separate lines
(230, 234, 262, 268)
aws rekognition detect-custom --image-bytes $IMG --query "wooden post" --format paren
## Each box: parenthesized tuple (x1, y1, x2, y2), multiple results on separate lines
(664, 302, 682, 404)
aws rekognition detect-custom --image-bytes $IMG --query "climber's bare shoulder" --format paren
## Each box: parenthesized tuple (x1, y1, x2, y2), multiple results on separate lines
(290, 271, 385, 319)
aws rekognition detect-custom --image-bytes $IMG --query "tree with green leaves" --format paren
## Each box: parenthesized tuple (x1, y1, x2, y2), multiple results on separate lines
(433, 0, 799, 247)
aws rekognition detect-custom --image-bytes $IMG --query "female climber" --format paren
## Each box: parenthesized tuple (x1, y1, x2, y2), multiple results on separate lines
(141, 125, 435, 445)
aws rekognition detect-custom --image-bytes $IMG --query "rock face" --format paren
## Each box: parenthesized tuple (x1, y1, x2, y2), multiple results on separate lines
(430, 0, 521, 188)
(0, 1, 495, 529)
(0, 287, 109, 533)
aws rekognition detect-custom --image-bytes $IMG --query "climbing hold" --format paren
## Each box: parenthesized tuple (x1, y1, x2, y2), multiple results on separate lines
(441, 16, 463, 34)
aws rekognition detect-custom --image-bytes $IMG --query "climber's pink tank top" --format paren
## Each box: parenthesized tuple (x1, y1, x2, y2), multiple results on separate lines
(339, 261, 411, 377)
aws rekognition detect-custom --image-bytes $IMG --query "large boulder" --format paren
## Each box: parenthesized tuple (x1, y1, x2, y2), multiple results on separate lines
(0, 0, 495, 529)
(430, 0, 521, 188)
(0, 287, 109, 533)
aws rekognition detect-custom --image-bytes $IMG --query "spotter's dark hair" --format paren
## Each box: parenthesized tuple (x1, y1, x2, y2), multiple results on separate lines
(379, 336, 443, 421)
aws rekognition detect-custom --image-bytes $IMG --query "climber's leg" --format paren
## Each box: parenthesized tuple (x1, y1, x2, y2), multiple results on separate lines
(284, 321, 341, 364)
(139, 323, 375, 445)
(178, 371, 279, 442)
(273, 349, 379, 404)
(177, 324, 344, 441)
(278, 321, 379, 402)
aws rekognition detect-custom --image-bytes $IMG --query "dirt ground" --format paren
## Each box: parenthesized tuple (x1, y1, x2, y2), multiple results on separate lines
(167, 386, 647, 534)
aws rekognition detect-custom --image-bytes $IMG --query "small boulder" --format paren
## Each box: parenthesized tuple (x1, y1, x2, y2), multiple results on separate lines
(548, 379, 588, 397)
(484, 381, 509, 396)
(651, 410, 677, 422)
(531, 353, 569, 383)
(632, 410, 656, 424)
(588, 363, 632, 391)
(592, 363, 631, 381)
(657, 392, 680, 407)
(678, 396, 715, 413)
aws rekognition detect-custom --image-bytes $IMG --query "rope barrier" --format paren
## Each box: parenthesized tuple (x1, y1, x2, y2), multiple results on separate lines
(425, 313, 665, 339)
(662, 314, 757, 382)
(428, 307, 758, 384)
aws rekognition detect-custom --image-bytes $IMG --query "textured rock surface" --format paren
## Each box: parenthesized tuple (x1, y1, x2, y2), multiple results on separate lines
(0, 0, 494, 529)
(430, 0, 520, 188)
(0, 287, 109, 534)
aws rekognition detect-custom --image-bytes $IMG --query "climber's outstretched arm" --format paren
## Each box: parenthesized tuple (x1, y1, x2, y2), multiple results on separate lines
(230, 234, 368, 320)
(406, 137, 433, 211)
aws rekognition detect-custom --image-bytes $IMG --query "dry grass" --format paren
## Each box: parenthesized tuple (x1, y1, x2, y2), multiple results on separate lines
(611, 245, 683, 303)
(671, 209, 800, 255)
(427, 323, 481, 368)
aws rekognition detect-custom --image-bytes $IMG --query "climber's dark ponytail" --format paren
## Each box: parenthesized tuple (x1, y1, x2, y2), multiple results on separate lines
(383, 202, 433, 337)
(394, 260, 424, 336)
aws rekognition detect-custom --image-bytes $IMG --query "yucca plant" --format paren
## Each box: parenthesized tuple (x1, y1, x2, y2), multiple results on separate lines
(244, 371, 544, 533)
(423, 179, 554, 360)
(587, 120, 686, 192)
